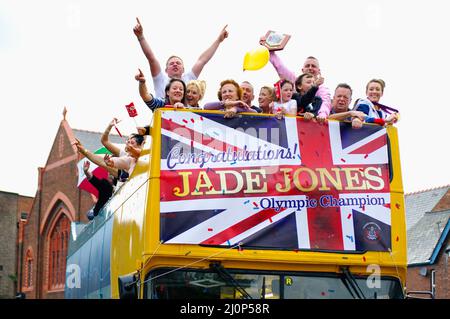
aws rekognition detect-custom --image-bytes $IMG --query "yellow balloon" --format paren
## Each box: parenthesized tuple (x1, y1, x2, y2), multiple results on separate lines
(243, 46, 270, 71)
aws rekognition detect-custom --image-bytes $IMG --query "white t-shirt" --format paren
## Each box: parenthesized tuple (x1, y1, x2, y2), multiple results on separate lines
(152, 70, 197, 99)
(112, 149, 136, 175)
(273, 100, 297, 116)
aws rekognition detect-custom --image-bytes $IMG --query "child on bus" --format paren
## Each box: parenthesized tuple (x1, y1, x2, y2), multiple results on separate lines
(271, 79, 297, 119)
(293, 73, 323, 120)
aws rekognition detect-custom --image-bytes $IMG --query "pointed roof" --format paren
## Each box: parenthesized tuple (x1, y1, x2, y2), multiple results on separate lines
(72, 128, 125, 153)
(407, 209, 450, 265)
(405, 185, 450, 265)
(405, 185, 450, 230)
(23, 110, 132, 228)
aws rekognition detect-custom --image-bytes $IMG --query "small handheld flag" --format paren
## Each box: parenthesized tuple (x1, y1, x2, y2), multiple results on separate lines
(126, 102, 138, 117)
(274, 80, 282, 101)
(125, 102, 139, 127)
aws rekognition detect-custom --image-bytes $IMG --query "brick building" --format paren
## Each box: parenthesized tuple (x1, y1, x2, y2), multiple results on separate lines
(18, 113, 122, 299)
(405, 185, 450, 298)
(0, 191, 33, 298)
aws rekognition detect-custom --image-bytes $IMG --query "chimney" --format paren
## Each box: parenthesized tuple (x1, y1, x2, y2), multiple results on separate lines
(432, 188, 450, 212)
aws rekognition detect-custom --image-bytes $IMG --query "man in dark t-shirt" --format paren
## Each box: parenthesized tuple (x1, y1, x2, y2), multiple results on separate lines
(328, 83, 366, 129)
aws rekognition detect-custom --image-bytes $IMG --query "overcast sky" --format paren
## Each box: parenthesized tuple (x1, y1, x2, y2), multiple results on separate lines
(1, 0, 449, 197)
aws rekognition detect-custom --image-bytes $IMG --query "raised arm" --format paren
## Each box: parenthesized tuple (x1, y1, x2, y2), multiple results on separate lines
(135, 68, 153, 102)
(268, 51, 296, 83)
(191, 25, 229, 78)
(136, 72, 166, 111)
(74, 139, 119, 177)
(83, 161, 93, 180)
(133, 17, 162, 77)
(101, 119, 122, 156)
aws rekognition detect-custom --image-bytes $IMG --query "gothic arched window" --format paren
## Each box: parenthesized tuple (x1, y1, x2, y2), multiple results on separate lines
(48, 214, 70, 290)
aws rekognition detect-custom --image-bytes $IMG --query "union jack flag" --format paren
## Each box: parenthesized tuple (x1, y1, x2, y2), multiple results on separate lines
(159, 111, 391, 252)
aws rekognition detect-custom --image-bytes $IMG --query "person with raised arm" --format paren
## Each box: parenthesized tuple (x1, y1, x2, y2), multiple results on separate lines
(135, 68, 186, 111)
(262, 41, 332, 123)
(101, 118, 144, 177)
(133, 17, 228, 98)
(293, 73, 323, 120)
(74, 138, 119, 178)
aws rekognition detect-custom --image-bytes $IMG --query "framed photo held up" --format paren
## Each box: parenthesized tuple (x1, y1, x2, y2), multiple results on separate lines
(260, 30, 291, 51)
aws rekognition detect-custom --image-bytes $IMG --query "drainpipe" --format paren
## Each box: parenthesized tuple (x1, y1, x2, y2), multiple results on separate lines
(445, 246, 450, 298)
(36, 167, 44, 299)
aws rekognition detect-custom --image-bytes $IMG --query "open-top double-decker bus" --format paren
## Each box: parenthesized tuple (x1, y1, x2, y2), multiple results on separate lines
(65, 109, 406, 299)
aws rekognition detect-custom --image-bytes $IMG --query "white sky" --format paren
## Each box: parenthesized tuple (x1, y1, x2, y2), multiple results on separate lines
(0, 0, 449, 197)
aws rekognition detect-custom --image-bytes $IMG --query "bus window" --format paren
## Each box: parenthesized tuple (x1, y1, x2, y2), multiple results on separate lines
(143, 268, 403, 299)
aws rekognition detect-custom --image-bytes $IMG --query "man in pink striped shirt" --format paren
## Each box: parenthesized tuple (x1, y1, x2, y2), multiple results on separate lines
(267, 51, 331, 123)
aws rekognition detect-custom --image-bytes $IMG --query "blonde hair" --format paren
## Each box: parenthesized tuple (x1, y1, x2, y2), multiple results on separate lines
(186, 80, 206, 100)
(366, 79, 386, 93)
(260, 86, 275, 100)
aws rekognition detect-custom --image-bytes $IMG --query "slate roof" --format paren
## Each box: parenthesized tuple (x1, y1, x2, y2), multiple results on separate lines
(407, 209, 450, 265)
(405, 185, 450, 265)
(405, 186, 450, 230)
(73, 129, 125, 152)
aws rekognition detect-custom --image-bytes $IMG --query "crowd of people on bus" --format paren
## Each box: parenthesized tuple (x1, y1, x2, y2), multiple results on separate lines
(76, 18, 399, 221)
(132, 17, 399, 123)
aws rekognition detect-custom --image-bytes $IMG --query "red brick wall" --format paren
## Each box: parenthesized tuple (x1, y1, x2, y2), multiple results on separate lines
(16, 195, 33, 296)
(20, 121, 95, 299)
(0, 192, 19, 298)
(433, 189, 450, 212)
(407, 235, 450, 299)
(17, 197, 34, 222)
(21, 181, 40, 299)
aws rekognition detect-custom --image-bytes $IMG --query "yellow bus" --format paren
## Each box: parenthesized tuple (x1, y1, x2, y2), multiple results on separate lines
(65, 109, 406, 299)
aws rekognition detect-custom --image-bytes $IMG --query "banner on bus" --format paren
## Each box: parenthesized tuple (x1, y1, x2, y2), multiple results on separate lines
(159, 111, 391, 252)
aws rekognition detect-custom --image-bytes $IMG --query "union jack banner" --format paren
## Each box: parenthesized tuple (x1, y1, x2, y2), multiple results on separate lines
(159, 111, 391, 252)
